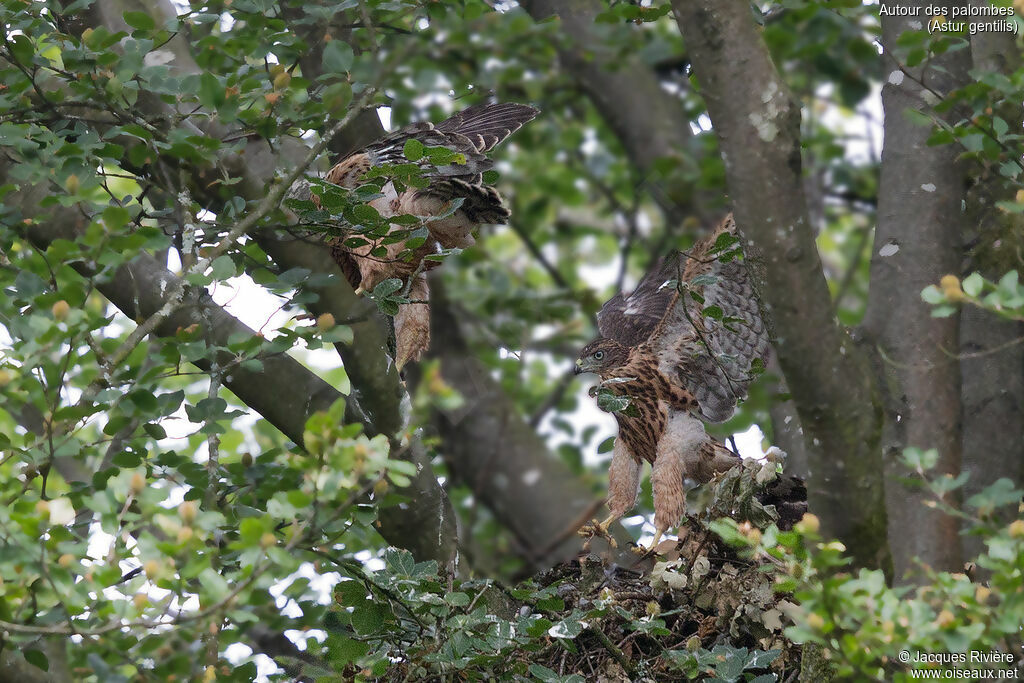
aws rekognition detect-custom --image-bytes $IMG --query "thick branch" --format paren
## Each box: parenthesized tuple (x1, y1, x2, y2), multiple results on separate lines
(520, 0, 715, 223)
(673, 0, 890, 572)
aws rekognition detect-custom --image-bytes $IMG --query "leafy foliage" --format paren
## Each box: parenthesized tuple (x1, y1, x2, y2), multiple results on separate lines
(282, 463, 803, 681)
(713, 452, 1024, 682)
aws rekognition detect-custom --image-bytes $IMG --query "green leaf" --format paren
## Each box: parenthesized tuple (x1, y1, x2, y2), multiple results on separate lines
(702, 305, 724, 320)
(123, 11, 156, 31)
(9, 34, 33, 65)
(351, 603, 387, 635)
(383, 547, 416, 576)
(143, 423, 166, 439)
(690, 274, 719, 287)
(445, 591, 470, 607)
(747, 648, 781, 669)
(322, 40, 354, 74)
(210, 255, 235, 281)
(351, 203, 380, 223)
(328, 636, 368, 665)
(596, 390, 630, 414)
(597, 436, 615, 454)
(525, 617, 552, 637)
(199, 72, 224, 109)
(372, 278, 403, 298)
(101, 205, 132, 230)
(993, 116, 1008, 137)
(529, 664, 560, 681)
(403, 138, 424, 162)
(962, 272, 984, 297)
(920, 285, 945, 304)
(997, 270, 1019, 298)
(23, 649, 48, 672)
(966, 478, 1022, 510)
(199, 567, 231, 601)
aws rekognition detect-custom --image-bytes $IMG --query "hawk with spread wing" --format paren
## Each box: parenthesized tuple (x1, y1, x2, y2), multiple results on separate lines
(574, 214, 770, 551)
(319, 102, 538, 368)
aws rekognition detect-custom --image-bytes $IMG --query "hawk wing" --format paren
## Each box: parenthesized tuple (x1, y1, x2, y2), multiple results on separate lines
(359, 102, 538, 182)
(597, 256, 682, 348)
(651, 215, 770, 422)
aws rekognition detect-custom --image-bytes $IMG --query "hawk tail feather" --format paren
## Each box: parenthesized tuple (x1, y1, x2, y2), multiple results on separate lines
(329, 241, 363, 290)
(417, 178, 510, 225)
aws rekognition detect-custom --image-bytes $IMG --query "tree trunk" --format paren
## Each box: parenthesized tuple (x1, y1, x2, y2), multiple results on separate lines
(959, 18, 1024, 560)
(863, 0, 969, 576)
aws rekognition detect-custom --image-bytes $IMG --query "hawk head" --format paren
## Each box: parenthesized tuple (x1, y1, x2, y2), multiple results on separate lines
(575, 338, 630, 377)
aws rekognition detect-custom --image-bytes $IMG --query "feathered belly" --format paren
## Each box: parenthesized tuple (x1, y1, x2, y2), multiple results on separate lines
(614, 392, 665, 464)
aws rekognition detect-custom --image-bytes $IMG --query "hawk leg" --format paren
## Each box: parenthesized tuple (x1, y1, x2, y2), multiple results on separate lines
(635, 439, 688, 556)
(393, 273, 430, 370)
(578, 440, 640, 550)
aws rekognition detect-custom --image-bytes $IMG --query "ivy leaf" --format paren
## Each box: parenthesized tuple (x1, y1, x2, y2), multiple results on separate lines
(702, 305, 724, 320)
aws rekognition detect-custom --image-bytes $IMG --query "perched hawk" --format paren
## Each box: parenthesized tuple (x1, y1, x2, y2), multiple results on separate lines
(574, 214, 771, 551)
(319, 102, 538, 368)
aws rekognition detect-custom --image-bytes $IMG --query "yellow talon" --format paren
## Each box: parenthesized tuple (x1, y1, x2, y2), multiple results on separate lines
(630, 527, 668, 556)
(577, 517, 618, 549)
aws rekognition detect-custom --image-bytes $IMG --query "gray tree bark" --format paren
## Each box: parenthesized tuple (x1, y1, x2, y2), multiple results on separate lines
(672, 0, 891, 572)
(863, 0, 969, 575)
(959, 19, 1024, 560)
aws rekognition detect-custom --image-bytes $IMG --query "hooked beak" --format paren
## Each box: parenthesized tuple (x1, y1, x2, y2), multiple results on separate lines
(573, 359, 583, 375)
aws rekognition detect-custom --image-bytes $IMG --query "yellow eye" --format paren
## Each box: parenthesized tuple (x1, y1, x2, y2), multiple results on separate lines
(594, 350, 604, 360)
